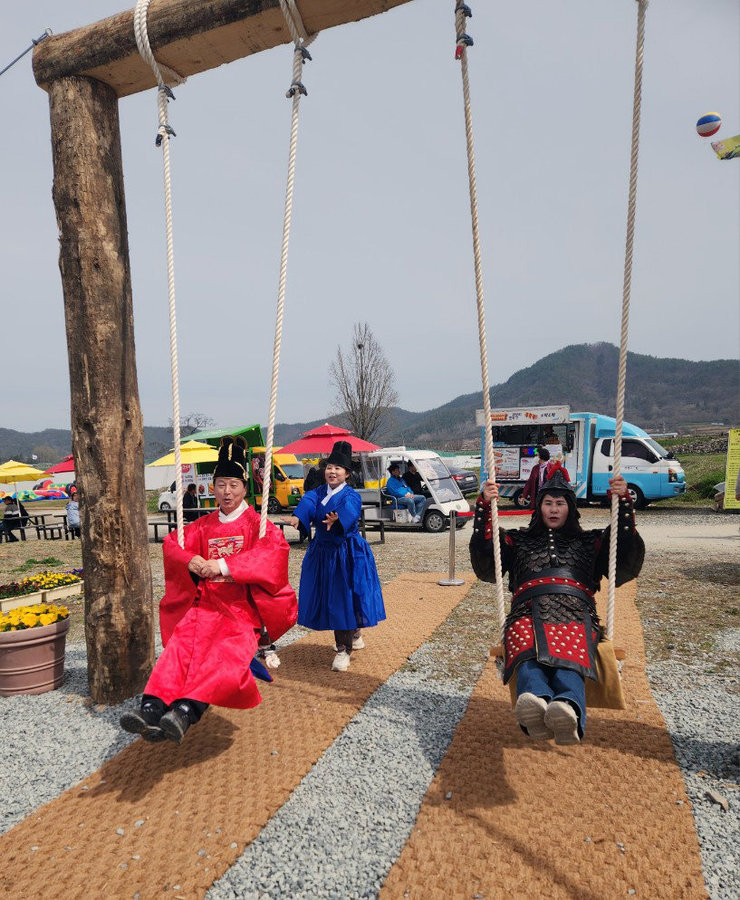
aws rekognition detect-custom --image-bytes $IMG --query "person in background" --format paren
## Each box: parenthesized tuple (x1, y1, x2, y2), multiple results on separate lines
(470, 470, 643, 746)
(403, 461, 426, 497)
(119, 435, 297, 745)
(385, 461, 426, 523)
(285, 440, 385, 672)
(182, 482, 199, 522)
(520, 447, 570, 510)
(303, 458, 327, 493)
(1, 497, 29, 542)
(65, 486, 81, 539)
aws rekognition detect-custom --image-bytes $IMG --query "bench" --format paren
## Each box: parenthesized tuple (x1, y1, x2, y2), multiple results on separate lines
(359, 509, 385, 543)
(272, 520, 309, 544)
(149, 520, 177, 543)
(37, 524, 66, 540)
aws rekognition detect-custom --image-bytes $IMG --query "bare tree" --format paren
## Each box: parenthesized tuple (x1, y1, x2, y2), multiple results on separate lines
(329, 323, 398, 441)
(173, 412, 216, 437)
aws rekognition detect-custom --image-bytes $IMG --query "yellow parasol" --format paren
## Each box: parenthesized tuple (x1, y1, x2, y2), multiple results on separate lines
(0, 460, 48, 498)
(148, 440, 219, 467)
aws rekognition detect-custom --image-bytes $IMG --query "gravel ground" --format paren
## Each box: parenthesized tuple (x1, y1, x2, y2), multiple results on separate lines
(1, 506, 737, 897)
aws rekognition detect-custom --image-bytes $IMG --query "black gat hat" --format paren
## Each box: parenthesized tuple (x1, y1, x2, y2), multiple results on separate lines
(213, 435, 249, 482)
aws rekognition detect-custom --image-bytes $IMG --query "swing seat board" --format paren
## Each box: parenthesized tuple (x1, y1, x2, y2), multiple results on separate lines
(381, 579, 707, 900)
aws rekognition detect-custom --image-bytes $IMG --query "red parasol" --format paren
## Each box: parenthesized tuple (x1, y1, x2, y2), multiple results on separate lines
(43, 454, 75, 475)
(279, 423, 380, 455)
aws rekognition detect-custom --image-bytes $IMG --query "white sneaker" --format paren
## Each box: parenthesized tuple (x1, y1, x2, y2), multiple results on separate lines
(515, 693, 552, 741)
(331, 650, 351, 671)
(544, 700, 580, 745)
(412, 515, 421, 523)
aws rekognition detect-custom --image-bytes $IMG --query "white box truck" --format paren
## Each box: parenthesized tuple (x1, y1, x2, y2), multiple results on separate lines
(477, 406, 686, 508)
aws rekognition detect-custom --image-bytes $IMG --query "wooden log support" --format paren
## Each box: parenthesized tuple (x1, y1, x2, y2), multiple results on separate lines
(49, 76, 154, 704)
(34, 0, 413, 98)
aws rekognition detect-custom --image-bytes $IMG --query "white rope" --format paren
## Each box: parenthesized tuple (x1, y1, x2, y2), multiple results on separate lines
(607, 0, 648, 639)
(259, 0, 316, 539)
(453, 1, 507, 642)
(134, 0, 186, 547)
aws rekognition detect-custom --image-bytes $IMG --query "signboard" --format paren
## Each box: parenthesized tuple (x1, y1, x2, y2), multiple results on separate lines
(181, 464, 214, 498)
(475, 405, 570, 427)
(723, 429, 740, 510)
(492, 447, 521, 480)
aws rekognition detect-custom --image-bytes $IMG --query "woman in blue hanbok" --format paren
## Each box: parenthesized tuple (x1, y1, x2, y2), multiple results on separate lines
(286, 440, 385, 671)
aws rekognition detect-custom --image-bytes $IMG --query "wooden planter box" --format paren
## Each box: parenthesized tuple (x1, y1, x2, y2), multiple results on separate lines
(0, 616, 70, 696)
(42, 582, 83, 603)
(0, 591, 45, 613)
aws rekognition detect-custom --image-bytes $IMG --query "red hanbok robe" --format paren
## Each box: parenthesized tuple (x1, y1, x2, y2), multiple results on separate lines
(144, 505, 297, 709)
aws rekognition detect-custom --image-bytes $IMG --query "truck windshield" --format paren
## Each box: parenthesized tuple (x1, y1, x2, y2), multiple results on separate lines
(644, 439, 670, 459)
(280, 463, 304, 479)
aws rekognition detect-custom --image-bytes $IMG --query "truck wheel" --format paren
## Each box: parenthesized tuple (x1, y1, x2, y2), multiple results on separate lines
(267, 496, 282, 514)
(627, 484, 646, 509)
(423, 510, 446, 533)
(159, 502, 171, 511)
(512, 489, 528, 510)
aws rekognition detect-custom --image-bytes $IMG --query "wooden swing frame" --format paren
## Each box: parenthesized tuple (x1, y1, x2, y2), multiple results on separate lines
(32, 0, 413, 703)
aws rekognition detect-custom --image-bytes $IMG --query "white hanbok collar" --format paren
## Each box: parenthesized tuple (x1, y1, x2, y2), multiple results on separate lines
(321, 481, 346, 506)
(218, 500, 248, 523)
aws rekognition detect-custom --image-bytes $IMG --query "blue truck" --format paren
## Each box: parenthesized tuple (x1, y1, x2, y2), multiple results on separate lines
(477, 406, 686, 508)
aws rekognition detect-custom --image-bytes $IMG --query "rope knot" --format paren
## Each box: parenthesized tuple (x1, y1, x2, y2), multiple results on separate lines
(286, 81, 308, 99)
(295, 44, 312, 63)
(155, 124, 176, 147)
(455, 33, 474, 60)
(455, 3, 473, 17)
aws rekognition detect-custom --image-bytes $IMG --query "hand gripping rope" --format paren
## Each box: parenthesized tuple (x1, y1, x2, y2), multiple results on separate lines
(258, 0, 317, 541)
(134, 0, 188, 548)
(607, 0, 649, 640)
(451, 1, 507, 643)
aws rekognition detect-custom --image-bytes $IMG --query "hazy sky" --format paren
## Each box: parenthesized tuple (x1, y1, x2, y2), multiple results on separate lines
(1, 0, 738, 434)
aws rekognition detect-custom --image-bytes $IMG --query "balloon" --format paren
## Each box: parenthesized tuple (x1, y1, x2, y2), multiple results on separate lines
(696, 113, 721, 137)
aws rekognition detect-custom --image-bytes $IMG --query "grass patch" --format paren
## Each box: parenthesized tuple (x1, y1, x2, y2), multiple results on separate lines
(12, 556, 63, 572)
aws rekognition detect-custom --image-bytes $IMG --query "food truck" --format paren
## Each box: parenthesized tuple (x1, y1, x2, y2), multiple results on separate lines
(477, 406, 686, 508)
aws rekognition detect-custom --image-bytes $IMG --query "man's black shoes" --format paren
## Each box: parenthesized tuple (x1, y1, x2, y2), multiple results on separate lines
(158, 705, 191, 744)
(119, 709, 167, 743)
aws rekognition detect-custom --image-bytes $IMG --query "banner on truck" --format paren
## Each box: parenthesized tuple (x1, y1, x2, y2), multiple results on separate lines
(476, 406, 570, 427)
(723, 429, 740, 510)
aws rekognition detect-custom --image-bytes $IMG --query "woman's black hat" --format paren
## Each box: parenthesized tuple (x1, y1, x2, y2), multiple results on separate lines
(326, 440, 353, 472)
(213, 435, 249, 482)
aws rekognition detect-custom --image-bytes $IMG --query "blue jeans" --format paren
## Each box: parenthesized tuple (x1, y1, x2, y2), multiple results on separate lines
(396, 495, 425, 518)
(516, 659, 587, 737)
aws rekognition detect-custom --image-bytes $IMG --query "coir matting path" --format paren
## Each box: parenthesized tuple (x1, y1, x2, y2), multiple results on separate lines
(0, 573, 474, 899)
(381, 580, 707, 900)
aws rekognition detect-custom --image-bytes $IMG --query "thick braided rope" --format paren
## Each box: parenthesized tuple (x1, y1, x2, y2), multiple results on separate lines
(134, 0, 186, 546)
(259, 0, 316, 539)
(607, 0, 648, 639)
(454, 2, 506, 641)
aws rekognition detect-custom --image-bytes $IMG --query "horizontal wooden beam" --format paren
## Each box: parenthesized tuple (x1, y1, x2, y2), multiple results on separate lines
(33, 0, 413, 98)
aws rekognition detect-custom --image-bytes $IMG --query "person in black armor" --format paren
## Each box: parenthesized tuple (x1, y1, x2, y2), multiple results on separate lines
(469, 469, 644, 746)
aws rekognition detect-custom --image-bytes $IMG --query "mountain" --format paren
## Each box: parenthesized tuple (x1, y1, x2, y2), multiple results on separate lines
(2, 344, 736, 463)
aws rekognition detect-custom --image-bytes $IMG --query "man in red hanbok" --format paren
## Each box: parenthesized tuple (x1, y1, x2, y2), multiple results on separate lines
(120, 435, 297, 744)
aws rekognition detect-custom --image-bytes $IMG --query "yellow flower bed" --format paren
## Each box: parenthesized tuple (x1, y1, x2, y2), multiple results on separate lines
(0, 603, 70, 632)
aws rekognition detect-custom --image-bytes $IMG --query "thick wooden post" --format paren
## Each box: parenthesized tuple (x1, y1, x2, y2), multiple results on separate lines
(48, 75, 154, 703)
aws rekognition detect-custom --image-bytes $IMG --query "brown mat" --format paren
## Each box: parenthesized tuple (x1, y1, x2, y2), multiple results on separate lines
(381, 580, 707, 899)
(0, 573, 473, 900)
